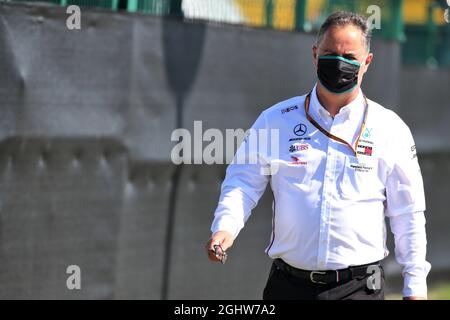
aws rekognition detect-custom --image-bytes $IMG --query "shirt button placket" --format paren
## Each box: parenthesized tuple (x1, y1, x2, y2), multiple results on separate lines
(318, 142, 334, 269)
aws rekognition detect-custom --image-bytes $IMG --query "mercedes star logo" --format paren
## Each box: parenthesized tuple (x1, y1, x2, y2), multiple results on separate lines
(293, 124, 307, 136)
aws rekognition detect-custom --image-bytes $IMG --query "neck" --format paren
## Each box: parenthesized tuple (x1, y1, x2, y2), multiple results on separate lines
(316, 83, 360, 117)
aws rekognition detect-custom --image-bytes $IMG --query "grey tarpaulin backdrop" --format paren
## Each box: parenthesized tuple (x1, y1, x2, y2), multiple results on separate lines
(0, 2, 448, 299)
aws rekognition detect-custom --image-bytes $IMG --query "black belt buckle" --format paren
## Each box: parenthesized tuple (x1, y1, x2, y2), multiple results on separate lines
(309, 271, 327, 284)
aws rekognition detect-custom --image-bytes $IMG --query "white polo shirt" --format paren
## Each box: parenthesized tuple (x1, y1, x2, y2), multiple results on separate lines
(211, 84, 431, 297)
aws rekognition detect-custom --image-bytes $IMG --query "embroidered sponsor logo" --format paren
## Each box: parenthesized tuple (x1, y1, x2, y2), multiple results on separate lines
(293, 124, 307, 136)
(350, 163, 373, 172)
(357, 144, 373, 156)
(362, 128, 373, 139)
(290, 156, 307, 165)
(281, 105, 298, 114)
(411, 145, 417, 159)
(359, 139, 374, 145)
(289, 143, 309, 153)
(289, 137, 311, 141)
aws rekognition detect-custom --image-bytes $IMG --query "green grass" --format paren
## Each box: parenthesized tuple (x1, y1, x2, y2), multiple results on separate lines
(386, 283, 450, 300)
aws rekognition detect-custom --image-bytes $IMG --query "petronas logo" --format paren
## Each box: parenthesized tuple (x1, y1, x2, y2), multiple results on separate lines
(362, 128, 372, 139)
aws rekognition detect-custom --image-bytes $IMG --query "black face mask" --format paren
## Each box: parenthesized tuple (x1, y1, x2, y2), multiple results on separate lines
(317, 55, 361, 94)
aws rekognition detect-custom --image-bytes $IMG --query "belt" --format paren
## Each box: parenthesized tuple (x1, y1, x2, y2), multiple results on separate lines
(273, 258, 381, 285)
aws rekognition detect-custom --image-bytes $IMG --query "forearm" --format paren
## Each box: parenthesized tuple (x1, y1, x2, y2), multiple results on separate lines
(211, 186, 256, 239)
(389, 211, 431, 298)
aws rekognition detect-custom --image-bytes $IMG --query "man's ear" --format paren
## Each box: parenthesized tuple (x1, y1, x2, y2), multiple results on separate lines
(364, 52, 374, 70)
(312, 45, 318, 68)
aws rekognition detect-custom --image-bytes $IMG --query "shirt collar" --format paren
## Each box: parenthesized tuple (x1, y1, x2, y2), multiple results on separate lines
(307, 83, 367, 147)
(309, 83, 365, 124)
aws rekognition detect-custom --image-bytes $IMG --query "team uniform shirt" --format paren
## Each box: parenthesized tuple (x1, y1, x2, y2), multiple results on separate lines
(211, 84, 431, 297)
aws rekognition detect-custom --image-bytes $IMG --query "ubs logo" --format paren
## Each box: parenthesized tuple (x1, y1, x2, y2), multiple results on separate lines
(289, 143, 309, 153)
(293, 124, 307, 136)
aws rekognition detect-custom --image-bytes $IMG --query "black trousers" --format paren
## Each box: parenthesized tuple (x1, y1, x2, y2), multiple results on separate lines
(263, 261, 385, 300)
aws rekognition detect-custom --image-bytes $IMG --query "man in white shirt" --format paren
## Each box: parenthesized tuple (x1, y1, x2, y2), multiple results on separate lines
(205, 11, 430, 300)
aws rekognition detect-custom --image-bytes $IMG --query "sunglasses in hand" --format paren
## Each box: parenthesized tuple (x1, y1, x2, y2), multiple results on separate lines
(211, 244, 228, 264)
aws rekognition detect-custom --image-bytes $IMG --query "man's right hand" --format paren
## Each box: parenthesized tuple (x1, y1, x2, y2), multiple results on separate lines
(206, 231, 234, 262)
